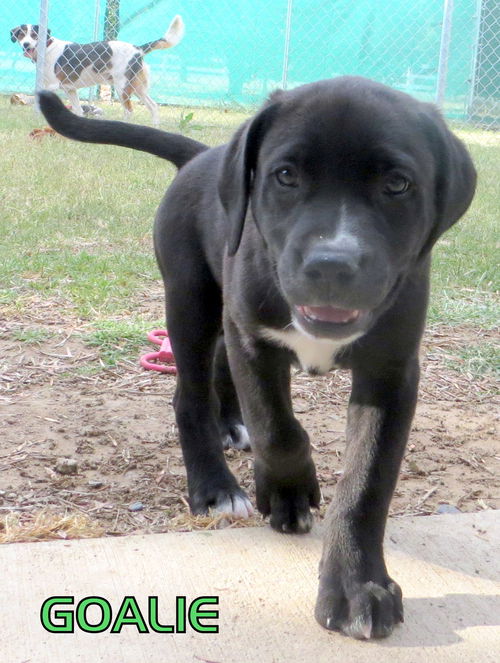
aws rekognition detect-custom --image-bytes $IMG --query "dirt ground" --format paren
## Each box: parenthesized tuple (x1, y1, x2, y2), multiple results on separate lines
(1, 296, 498, 540)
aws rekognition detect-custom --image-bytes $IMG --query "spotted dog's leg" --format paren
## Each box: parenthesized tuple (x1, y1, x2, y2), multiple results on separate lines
(64, 88, 83, 116)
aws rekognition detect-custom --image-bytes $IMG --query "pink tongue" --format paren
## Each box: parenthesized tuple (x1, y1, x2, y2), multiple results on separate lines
(298, 305, 360, 324)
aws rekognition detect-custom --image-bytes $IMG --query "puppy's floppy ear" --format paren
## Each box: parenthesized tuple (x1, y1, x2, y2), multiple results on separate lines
(10, 27, 20, 43)
(218, 101, 279, 256)
(420, 106, 477, 255)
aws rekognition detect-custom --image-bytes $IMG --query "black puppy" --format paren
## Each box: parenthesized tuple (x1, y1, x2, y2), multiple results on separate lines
(38, 78, 476, 639)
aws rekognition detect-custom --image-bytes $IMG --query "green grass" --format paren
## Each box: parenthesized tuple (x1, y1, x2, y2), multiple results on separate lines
(0, 98, 249, 319)
(84, 319, 160, 367)
(444, 342, 500, 379)
(10, 327, 53, 344)
(428, 130, 499, 327)
(0, 96, 498, 374)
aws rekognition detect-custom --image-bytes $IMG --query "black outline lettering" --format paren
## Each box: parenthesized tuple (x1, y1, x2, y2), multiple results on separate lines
(176, 596, 186, 633)
(189, 596, 219, 633)
(39, 594, 221, 635)
(40, 596, 75, 633)
(148, 596, 174, 633)
(76, 597, 112, 633)
(111, 596, 149, 634)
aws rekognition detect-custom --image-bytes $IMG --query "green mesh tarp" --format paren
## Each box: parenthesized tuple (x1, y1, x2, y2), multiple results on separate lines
(2, 1, 498, 124)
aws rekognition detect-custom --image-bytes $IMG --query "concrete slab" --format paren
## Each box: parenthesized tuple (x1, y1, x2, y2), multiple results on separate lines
(1, 510, 499, 662)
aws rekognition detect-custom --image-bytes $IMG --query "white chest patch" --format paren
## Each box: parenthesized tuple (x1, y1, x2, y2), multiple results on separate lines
(260, 325, 360, 375)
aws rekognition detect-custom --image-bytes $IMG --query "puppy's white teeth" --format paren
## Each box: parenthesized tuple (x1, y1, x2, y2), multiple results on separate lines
(297, 305, 361, 324)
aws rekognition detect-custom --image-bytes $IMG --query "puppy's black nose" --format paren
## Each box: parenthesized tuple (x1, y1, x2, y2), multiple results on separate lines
(302, 248, 361, 285)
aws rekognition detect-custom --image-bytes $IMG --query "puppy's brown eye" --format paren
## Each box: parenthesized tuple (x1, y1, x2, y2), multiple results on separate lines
(275, 167, 298, 187)
(384, 175, 410, 195)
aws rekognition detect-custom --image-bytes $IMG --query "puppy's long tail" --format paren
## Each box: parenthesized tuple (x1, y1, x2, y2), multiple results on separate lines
(37, 91, 208, 170)
(139, 15, 185, 54)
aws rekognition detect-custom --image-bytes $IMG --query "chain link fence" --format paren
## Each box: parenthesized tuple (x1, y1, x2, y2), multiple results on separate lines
(1, 0, 499, 128)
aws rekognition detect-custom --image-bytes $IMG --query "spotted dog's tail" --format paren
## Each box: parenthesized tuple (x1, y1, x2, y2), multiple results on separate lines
(139, 15, 185, 54)
(37, 91, 208, 170)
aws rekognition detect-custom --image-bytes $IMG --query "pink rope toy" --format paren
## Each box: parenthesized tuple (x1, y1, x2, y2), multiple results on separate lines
(140, 329, 177, 374)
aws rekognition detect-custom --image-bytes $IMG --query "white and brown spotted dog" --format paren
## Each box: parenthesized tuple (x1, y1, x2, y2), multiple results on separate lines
(10, 16, 184, 125)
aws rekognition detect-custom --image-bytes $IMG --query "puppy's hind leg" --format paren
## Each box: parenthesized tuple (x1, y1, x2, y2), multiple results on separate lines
(214, 335, 251, 451)
(164, 266, 253, 520)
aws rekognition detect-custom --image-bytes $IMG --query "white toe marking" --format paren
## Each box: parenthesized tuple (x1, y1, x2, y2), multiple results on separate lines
(297, 515, 312, 532)
(348, 614, 372, 640)
(233, 495, 254, 518)
(214, 495, 253, 519)
(223, 425, 251, 450)
(222, 434, 233, 450)
(233, 424, 251, 450)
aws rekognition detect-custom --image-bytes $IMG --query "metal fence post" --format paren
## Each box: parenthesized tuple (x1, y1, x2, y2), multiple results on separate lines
(436, 0, 454, 109)
(89, 0, 102, 102)
(467, 0, 484, 120)
(281, 0, 293, 90)
(35, 0, 50, 112)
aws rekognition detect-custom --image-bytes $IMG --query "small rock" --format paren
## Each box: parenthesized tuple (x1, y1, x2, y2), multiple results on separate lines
(436, 504, 461, 515)
(55, 458, 78, 475)
(408, 460, 425, 475)
(88, 480, 104, 489)
(128, 501, 144, 512)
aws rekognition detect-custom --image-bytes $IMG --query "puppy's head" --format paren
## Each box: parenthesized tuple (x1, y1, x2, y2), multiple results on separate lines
(219, 77, 476, 340)
(10, 24, 51, 61)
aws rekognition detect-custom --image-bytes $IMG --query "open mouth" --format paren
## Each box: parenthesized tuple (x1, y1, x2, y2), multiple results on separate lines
(23, 47, 36, 60)
(294, 304, 368, 338)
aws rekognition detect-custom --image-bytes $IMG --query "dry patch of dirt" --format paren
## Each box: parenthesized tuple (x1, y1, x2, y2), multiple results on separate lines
(0, 316, 498, 542)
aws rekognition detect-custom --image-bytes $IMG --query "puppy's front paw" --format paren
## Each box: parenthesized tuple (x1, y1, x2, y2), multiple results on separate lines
(211, 491, 254, 519)
(254, 458, 320, 534)
(222, 423, 251, 451)
(315, 576, 403, 639)
(190, 480, 253, 519)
